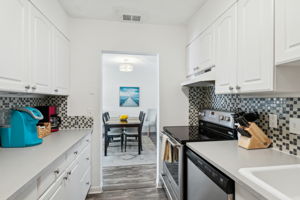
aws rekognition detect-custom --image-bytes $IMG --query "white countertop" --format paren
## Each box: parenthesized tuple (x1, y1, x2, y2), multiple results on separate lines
(0, 129, 92, 200)
(187, 141, 300, 200)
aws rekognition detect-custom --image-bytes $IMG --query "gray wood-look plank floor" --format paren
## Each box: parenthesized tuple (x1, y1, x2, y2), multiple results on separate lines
(86, 164, 168, 200)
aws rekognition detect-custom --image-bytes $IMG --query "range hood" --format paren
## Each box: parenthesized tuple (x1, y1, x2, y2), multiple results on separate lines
(181, 67, 216, 87)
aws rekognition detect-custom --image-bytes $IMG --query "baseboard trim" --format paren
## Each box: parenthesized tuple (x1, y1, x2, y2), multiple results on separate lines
(88, 186, 103, 194)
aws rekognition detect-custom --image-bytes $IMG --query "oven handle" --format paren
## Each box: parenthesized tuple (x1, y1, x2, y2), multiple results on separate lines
(162, 131, 181, 147)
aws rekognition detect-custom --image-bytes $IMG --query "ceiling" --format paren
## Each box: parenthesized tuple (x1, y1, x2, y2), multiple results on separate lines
(102, 53, 158, 70)
(59, 0, 207, 25)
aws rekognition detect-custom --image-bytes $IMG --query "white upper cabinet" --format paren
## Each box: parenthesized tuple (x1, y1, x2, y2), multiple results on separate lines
(30, 5, 52, 94)
(215, 4, 237, 94)
(198, 26, 215, 71)
(185, 25, 215, 78)
(0, 1, 70, 95)
(53, 29, 70, 95)
(237, 0, 274, 93)
(0, 0, 30, 92)
(276, 0, 300, 65)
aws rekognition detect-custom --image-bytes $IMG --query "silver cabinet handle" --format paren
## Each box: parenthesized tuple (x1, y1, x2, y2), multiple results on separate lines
(54, 89, 58, 92)
(54, 169, 60, 174)
(74, 151, 78, 155)
(25, 85, 30, 89)
(32, 86, 37, 90)
(67, 171, 72, 175)
(86, 157, 90, 160)
(63, 176, 68, 180)
(229, 86, 234, 90)
(86, 182, 90, 185)
(236, 85, 241, 90)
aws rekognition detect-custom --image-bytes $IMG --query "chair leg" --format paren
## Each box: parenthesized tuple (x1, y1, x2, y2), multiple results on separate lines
(140, 134, 143, 151)
(121, 134, 124, 152)
(138, 133, 141, 155)
(125, 135, 127, 152)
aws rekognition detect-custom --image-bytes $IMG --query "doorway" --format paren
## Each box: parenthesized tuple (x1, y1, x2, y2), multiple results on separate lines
(101, 52, 160, 191)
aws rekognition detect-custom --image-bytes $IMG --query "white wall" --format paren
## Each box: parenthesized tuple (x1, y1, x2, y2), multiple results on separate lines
(68, 19, 189, 192)
(102, 54, 158, 117)
(30, 0, 69, 37)
(187, 0, 236, 43)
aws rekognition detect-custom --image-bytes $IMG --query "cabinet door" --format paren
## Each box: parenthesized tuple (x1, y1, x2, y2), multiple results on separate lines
(39, 173, 66, 200)
(198, 26, 215, 71)
(215, 4, 237, 94)
(276, 0, 300, 65)
(237, 0, 274, 93)
(65, 160, 82, 200)
(186, 44, 194, 78)
(53, 30, 70, 95)
(187, 36, 202, 76)
(186, 26, 215, 78)
(0, 0, 30, 92)
(30, 5, 52, 94)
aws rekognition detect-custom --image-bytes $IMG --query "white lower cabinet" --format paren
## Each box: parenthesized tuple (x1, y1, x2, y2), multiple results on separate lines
(39, 173, 66, 200)
(14, 134, 91, 200)
(235, 183, 260, 200)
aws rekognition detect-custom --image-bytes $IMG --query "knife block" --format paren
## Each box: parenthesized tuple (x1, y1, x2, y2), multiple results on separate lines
(238, 122, 272, 150)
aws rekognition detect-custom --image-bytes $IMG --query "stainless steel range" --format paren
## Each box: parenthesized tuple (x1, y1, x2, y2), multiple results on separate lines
(160, 109, 237, 200)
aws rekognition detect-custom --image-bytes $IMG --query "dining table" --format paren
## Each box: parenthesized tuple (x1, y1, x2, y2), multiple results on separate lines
(104, 117, 141, 156)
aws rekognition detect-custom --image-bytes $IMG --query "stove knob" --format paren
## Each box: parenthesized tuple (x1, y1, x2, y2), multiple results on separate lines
(219, 115, 224, 120)
(211, 111, 215, 115)
(225, 117, 231, 121)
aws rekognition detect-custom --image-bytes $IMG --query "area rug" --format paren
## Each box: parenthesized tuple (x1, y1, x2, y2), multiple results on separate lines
(103, 136, 157, 167)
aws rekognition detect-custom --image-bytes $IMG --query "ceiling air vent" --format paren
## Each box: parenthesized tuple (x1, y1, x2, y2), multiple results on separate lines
(122, 14, 141, 22)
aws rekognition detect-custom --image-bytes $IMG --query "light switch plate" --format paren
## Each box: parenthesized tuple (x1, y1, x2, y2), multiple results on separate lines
(269, 114, 278, 128)
(289, 118, 300, 135)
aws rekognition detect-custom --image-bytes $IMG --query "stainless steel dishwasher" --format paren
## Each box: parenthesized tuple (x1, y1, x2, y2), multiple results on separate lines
(186, 148, 234, 200)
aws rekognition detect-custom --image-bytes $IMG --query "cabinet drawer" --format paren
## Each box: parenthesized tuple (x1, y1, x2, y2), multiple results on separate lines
(66, 134, 91, 165)
(80, 167, 91, 200)
(78, 145, 91, 178)
(37, 155, 66, 197)
(38, 172, 66, 200)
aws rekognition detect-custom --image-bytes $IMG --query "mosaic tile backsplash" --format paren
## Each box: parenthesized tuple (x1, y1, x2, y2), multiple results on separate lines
(189, 86, 300, 156)
(0, 96, 93, 129)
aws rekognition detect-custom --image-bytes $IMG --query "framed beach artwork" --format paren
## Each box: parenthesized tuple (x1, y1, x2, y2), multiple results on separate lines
(119, 87, 140, 107)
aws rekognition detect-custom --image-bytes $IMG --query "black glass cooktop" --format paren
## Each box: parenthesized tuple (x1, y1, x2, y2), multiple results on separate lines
(163, 125, 236, 144)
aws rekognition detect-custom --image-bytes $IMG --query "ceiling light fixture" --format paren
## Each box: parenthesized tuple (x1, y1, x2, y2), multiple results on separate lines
(119, 63, 134, 72)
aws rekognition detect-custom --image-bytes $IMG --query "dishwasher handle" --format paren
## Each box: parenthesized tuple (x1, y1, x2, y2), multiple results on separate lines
(186, 148, 234, 194)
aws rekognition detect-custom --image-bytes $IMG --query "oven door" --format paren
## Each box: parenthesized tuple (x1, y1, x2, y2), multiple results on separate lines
(161, 133, 183, 200)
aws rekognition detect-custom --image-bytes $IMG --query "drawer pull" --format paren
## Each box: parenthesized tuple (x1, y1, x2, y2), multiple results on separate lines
(67, 171, 72, 175)
(63, 176, 68, 180)
(54, 169, 60, 174)
(86, 182, 90, 185)
(86, 157, 90, 161)
(74, 151, 78, 155)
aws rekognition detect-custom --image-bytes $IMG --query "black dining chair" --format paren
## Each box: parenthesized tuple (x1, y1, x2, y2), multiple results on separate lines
(124, 112, 146, 154)
(102, 113, 124, 155)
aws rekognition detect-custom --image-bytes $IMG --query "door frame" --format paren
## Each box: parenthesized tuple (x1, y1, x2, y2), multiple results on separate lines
(99, 50, 161, 190)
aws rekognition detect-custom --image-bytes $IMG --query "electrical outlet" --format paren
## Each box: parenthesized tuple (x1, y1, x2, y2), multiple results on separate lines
(290, 118, 300, 135)
(269, 114, 278, 128)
